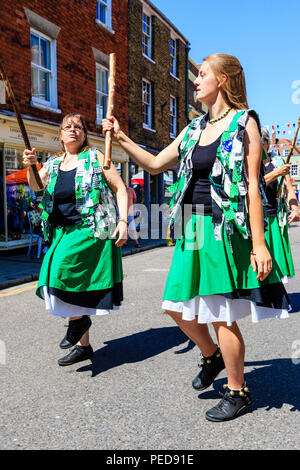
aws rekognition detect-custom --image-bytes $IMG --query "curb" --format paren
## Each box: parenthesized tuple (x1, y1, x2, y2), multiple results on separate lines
(122, 242, 166, 257)
(0, 273, 40, 291)
(0, 242, 168, 291)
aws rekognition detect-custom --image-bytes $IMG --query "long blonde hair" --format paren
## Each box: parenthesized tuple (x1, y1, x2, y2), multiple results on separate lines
(204, 54, 249, 109)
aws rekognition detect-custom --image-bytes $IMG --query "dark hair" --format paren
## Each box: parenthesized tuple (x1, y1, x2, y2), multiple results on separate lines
(59, 113, 90, 153)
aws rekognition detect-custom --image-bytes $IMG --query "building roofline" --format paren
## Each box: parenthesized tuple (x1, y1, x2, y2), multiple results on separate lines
(141, 0, 190, 45)
(189, 57, 200, 68)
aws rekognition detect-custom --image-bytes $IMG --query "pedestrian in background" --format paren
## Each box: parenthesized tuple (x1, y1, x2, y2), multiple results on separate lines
(102, 53, 291, 422)
(23, 113, 128, 367)
(127, 185, 140, 248)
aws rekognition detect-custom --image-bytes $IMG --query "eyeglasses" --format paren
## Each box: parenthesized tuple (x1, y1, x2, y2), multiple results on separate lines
(62, 125, 84, 132)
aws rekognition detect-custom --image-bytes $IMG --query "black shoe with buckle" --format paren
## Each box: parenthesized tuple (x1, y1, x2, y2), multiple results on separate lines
(58, 344, 94, 366)
(192, 347, 225, 391)
(205, 384, 252, 422)
(59, 316, 92, 349)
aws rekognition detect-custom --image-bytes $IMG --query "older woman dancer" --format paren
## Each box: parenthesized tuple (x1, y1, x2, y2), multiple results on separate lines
(23, 113, 128, 367)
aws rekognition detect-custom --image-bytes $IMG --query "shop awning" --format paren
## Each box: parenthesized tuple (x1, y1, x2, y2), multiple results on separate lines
(131, 171, 173, 186)
(5, 163, 42, 185)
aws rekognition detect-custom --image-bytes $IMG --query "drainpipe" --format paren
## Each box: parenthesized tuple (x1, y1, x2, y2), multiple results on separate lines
(185, 43, 191, 124)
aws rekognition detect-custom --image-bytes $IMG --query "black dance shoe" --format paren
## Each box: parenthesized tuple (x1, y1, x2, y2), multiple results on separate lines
(192, 347, 225, 391)
(205, 384, 252, 422)
(58, 345, 94, 366)
(59, 316, 92, 349)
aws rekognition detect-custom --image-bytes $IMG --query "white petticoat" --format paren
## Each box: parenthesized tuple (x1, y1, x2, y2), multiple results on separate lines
(162, 295, 290, 326)
(41, 287, 121, 318)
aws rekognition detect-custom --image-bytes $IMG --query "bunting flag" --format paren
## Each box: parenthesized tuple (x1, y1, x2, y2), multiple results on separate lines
(271, 143, 296, 148)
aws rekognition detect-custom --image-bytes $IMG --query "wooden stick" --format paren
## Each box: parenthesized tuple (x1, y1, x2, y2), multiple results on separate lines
(103, 53, 116, 170)
(0, 59, 44, 189)
(276, 115, 300, 199)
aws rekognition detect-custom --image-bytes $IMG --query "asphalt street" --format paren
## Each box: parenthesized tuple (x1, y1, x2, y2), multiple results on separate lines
(0, 225, 300, 450)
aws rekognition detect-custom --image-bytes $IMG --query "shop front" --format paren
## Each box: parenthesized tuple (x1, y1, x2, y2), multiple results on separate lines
(0, 112, 129, 250)
(129, 158, 177, 240)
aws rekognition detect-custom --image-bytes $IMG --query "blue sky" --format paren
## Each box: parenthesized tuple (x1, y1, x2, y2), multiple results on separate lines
(151, 0, 300, 135)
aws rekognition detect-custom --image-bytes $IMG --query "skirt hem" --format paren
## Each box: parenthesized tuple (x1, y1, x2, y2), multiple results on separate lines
(41, 287, 122, 318)
(162, 296, 291, 327)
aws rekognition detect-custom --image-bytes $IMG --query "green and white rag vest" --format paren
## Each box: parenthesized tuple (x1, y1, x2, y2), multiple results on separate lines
(168, 109, 268, 242)
(38, 148, 118, 242)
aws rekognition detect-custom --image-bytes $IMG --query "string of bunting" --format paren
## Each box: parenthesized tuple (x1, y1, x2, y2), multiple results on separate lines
(264, 122, 299, 137)
(264, 122, 300, 148)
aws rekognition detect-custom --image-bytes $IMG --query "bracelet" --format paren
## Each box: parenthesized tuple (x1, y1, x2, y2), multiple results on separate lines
(118, 218, 129, 225)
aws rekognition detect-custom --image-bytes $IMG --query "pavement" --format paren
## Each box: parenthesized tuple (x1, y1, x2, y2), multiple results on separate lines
(0, 237, 168, 290)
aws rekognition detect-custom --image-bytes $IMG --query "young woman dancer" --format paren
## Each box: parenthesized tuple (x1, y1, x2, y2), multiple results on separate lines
(102, 54, 290, 422)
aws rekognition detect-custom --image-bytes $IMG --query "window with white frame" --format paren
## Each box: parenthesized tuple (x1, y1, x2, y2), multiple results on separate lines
(170, 96, 177, 137)
(291, 164, 298, 176)
(170, 38, 177, 76)
(4, 148, 17, 169)
(96, 0, 112, 29)
(142, 79, 152, 128)
(30, 30, 57, 107)
(142, 13, 152, 59)
(96, 64, 109, 123)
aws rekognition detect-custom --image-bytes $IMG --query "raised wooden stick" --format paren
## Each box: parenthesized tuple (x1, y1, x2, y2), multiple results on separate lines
(103, 53, 116, 170)
(0, 59, 44, 189)
(276, 115, 300, 199)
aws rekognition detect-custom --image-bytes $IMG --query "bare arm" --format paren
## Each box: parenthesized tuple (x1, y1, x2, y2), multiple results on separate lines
(23, 148, 48, 191)
(96, 150, 128, 245)
(264, 163, 291, 184)
(244, 117, 272, 281)
(102, 117, 188, 175)
(284, 173, 300, 223)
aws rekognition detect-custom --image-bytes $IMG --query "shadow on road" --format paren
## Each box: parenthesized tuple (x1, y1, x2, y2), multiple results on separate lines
(78, 326, 191, 377)
(76, 322, 300, 412)
(199, 358, 300, 412)
(288, 292, 300, 313)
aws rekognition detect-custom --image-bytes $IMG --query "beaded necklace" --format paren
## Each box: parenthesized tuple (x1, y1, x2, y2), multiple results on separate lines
(209, 107, 232, 124)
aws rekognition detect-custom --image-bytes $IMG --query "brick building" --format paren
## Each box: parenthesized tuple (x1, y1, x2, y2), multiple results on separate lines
(0, 0, 129, 250)
(127, 0, 189, 213)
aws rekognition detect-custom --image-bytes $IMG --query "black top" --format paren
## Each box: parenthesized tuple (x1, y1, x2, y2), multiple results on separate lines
(49, 168, 82, 227)
(264, 162, 278, 217)
(183, 135, 221, 216)
(48, 167, 124, 310)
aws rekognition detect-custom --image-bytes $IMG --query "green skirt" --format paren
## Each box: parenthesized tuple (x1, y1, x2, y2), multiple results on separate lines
(163, 215, 290, 315)
(264, 216, 295, 279)
(36, 223, 123, 316)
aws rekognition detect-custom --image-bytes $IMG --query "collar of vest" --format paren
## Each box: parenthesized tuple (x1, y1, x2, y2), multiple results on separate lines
(180, 110, 250, 172)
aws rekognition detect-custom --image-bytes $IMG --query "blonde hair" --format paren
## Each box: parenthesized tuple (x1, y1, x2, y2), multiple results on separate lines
(59, 113, 90, 154)
(204, 53, 249, 109)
